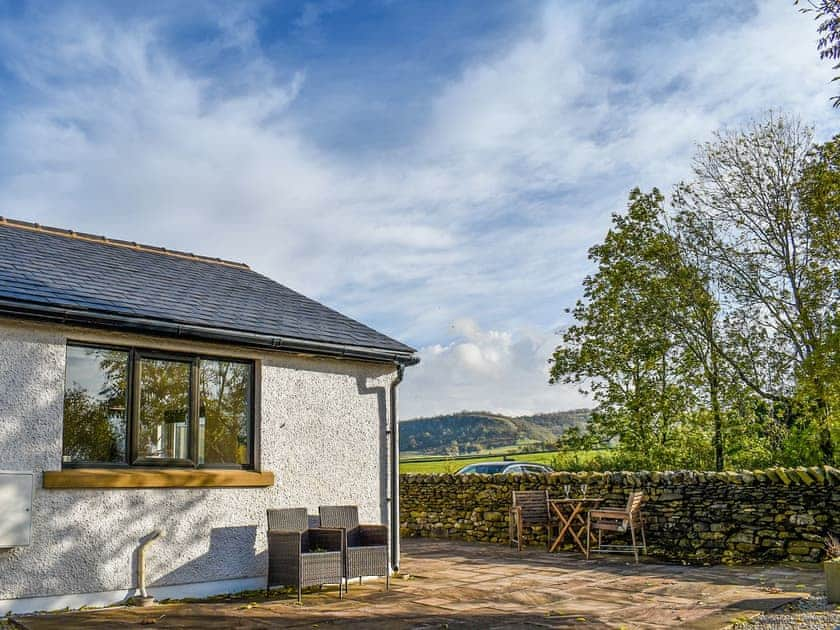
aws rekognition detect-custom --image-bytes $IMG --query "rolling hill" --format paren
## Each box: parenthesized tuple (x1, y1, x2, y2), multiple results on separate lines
(399, 409, 590, 456)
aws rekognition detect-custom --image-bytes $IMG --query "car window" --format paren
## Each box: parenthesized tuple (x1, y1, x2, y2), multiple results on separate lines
(506, 465, 523, 474)
(458, 463, 509, 474)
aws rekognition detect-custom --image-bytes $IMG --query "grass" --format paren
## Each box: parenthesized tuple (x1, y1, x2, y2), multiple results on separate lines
(399, 449, 611, 474)
(399, 439, 545, 460)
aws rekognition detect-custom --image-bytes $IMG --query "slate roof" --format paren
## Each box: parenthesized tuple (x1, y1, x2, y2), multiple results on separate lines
(0, 218, 415, 358)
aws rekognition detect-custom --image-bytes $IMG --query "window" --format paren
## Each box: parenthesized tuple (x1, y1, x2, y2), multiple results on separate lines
(523, 465, 548, 474)
(63, 345, 130, 465)
(135, 356, 192, 464)
(63, 343, 254, 469)
(198, 359, 252, 466)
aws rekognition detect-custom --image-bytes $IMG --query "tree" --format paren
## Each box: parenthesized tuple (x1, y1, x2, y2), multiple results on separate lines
(552, 114, 839, 469)
(796, 134, 840, 462)
(674, 113, 838, 463)
(550, 189, 701, 468)
(652, 221, 728, 470)
(63, 386, 126, 463)
(797, 0, 840, 107)
(199, 360, 251, 465)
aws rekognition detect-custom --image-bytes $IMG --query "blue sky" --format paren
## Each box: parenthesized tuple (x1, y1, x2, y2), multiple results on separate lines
(0, 0, 836, 417)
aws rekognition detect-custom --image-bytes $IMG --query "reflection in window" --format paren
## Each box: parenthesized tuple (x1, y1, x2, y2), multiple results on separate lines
(62, 344, 255, 468)
(136, 357, 191, 461)
(199, 360, 251, 466)
(63, 346, 129, 464)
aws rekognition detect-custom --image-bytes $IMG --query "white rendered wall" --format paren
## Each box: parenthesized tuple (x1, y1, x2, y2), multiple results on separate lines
(0, 318, 396, 613)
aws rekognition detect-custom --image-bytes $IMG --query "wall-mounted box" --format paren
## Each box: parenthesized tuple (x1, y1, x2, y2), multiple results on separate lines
(0, 472, 33, 547)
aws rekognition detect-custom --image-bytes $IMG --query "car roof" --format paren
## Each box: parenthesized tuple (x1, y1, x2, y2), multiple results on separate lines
(460, 461, 549, 470)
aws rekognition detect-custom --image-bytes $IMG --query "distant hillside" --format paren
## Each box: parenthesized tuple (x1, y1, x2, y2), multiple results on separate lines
(399, 409, 590, 456)
(524, 409, 591, 434)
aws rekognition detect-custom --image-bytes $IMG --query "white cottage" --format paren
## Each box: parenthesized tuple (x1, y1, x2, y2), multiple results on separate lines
(0, 217, 417, 614)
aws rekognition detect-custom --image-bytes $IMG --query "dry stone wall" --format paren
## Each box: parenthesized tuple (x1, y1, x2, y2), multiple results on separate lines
(400, 466, 840, 564)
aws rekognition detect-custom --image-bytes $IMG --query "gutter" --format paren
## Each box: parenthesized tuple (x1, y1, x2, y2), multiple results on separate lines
(389, 364, 405, 572)
(0, 299, 420, 366)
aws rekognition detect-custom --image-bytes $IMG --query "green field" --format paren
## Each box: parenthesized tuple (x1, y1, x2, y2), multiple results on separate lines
(399, 439, 544, 460)
(399, 449, 611, 474)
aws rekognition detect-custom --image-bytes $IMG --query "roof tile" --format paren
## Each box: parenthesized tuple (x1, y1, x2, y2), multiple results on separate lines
(0, 222, 414, 354)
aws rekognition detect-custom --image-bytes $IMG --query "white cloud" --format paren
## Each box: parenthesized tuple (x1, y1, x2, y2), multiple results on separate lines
(401, 318, 590, 419)
(0, 1, 836, 418)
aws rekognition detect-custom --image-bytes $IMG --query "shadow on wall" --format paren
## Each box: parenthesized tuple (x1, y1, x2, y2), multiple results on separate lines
(0, 329, 394, 604)
(156, 525, 263, 589)
(13, 490, 225, 599)
(0, 335, 242, 600)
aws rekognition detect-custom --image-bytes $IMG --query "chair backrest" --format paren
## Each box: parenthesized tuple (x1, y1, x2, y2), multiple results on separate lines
(267, 508, 307, 532)
(512, 490, 550, 525)
(319, 505, 360, 530)
(624, 491, 644, 514)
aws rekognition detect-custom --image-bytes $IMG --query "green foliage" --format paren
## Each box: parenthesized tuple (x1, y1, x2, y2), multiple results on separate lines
(63, 385, 126, 463)
(62, 347, 129, 464)
(199, 360, 251, 465)
(551, 115, 840, 471)
(797, 0, 840, 107)
(399, 449, 606, 474)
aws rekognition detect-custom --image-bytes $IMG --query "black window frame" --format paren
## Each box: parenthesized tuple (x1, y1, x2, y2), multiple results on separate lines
(62, 341, 256, 470)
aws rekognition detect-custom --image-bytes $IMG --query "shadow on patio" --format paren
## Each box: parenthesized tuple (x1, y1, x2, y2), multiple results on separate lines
(11, 538, 825, 629)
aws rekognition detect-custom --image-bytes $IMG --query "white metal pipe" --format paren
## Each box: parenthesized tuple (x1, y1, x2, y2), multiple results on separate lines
(137, 530, 162, 600)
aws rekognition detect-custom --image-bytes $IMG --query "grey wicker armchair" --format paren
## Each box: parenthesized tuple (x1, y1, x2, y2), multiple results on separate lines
(318, 505, 389, 592)
(266, 508, 344, 602)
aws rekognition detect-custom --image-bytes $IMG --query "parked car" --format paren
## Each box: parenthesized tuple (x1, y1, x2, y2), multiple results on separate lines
(455, 462, 553, 475)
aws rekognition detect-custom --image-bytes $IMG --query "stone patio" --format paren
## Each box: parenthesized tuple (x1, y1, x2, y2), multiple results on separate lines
(10, 539, 825, 629)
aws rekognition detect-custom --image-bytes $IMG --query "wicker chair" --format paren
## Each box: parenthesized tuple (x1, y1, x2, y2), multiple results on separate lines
(318, 505, 390, 591)
(266, 508, 344, 602)
(509, 490, 558, 551)
(586, 490, 647, 563)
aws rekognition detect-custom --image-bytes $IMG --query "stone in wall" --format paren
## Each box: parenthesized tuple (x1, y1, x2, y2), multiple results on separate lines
(399, 466, 840, 564)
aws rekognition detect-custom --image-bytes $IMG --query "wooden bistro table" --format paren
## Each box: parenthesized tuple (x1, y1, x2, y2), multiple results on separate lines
(548, 498, 603, 553)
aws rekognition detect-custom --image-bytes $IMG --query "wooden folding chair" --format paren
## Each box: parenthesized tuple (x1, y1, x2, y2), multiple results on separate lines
(509, 490, 557, 551)
(586, 490, 647, 562)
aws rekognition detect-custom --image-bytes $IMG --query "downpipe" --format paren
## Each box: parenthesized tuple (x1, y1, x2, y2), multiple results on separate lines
(389, 364, 405, 573)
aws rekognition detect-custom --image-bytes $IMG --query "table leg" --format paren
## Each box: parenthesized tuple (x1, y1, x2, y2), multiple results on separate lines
(564, 505, 587, 553)
(550, 505, 571, 553)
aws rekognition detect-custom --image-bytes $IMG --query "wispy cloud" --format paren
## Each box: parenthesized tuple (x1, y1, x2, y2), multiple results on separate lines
(0, 1, 835, 417)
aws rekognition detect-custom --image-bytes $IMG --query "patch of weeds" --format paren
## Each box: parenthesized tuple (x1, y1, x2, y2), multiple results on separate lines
(158, 585, 297, 607)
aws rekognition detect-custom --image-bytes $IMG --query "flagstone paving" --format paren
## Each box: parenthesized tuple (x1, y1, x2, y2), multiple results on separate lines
(10, 538, 825, 629)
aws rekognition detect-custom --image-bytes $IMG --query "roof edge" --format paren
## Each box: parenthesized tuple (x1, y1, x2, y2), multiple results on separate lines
(0, 299, 420, 367)
(0, 217, 250, 270)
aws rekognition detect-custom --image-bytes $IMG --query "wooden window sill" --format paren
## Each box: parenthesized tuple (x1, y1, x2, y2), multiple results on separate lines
(43, 468, 275, 489)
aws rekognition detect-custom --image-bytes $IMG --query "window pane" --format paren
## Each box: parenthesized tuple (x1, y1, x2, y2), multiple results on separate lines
(136, 358, 191, 461)
(63, 345, 129, 464)
(198, 360, 251, 466)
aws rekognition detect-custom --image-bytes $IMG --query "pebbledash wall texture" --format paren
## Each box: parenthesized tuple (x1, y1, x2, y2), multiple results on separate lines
(0, 318, 397, 614)
(400, 467, 840, 564)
